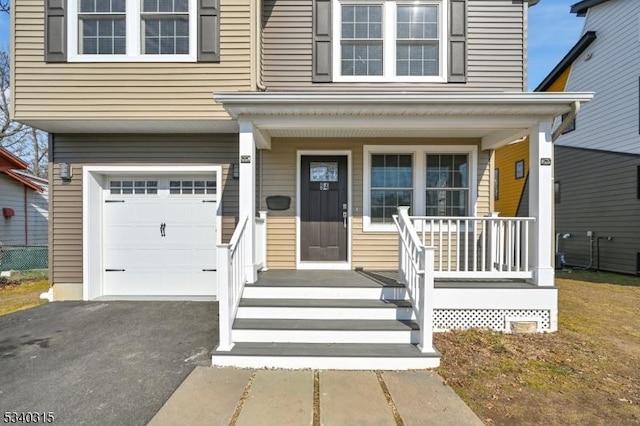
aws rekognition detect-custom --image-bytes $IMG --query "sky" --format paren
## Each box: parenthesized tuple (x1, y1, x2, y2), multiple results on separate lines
(0, 0, 584, 91)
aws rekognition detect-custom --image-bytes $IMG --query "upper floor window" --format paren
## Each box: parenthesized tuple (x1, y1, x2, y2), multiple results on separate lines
(333, 0, 447, 83)
(68, 0, 197, 61)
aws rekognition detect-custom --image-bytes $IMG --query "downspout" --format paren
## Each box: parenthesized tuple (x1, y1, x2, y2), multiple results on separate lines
(24, 186, 29, 245)
(255, 0, 266, 91)
(552, 101, 580, 142)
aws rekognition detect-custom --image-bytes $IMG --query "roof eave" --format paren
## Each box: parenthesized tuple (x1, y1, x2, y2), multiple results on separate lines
(571, 0, 611, 17)
(534, 31, 597, 92)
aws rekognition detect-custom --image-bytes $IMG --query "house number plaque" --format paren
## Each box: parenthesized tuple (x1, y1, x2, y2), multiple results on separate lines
(240, 155, 251, 163)
(320, 183, 329, 190)
(540, 158, 552, 166)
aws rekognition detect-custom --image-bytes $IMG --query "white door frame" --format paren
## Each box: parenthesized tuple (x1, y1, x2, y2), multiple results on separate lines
(82, 165, 223, 300)
(296, 150, 352, 270)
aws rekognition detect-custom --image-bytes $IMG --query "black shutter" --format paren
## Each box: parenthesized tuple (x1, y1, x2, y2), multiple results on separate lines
(198, 0, 220, 62)
(312, 0, 332, 82)
(448, 0, 467, 83)
(45, 0, 66, 62)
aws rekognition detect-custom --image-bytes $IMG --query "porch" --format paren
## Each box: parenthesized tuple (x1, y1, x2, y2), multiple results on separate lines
(210, 91, 590, 368)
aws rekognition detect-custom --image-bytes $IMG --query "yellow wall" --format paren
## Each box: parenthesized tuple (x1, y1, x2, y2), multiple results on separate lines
(494, 66, 571, 215)
(494, 138, 529, 216)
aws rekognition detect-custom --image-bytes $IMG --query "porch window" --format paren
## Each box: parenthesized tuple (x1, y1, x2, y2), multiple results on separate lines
(364, 145, 477, 231)
(426, 154, 469, 216)
(370, 154, 413, 223)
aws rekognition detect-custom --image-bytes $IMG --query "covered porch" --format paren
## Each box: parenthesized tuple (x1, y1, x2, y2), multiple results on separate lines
(211, 92, 592, 368)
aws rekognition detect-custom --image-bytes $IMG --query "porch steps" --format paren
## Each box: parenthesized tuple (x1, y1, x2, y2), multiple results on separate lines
(211, 271, 440, 369)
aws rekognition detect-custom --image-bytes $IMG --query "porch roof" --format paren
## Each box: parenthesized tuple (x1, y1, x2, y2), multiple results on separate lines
(214, 91, 594, 149)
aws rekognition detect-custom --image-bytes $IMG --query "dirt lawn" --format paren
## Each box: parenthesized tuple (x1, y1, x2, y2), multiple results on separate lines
(0, 279, 50, 316)
(435, 275, 640, 425)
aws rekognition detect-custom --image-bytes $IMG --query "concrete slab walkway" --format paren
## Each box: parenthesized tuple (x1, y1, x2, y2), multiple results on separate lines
(149, 367, 483, 426)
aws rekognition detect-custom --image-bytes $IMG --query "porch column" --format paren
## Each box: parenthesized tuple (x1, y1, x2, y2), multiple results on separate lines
(239, 120, 257, 283)
(528, 121, 554, 286)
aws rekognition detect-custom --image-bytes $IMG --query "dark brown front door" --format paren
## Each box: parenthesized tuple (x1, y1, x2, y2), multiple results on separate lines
(300, 155, 348, 262)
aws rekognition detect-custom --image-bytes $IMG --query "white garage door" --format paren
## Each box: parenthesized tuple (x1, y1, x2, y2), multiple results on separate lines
(103, 177, 218, 297)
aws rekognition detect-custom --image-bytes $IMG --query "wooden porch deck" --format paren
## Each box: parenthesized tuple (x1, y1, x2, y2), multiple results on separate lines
(252, 269, 539, 289)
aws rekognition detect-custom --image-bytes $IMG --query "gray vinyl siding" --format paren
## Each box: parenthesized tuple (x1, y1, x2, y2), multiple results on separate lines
(558, 0, 640, 154)
(27, 184, 48, 245)
(262, 0, 525, 91)
(555, 146, 640, 274)
(0, 175, 28, 245)
(49, 134, 239, 284)
(0, 176, 47, 246)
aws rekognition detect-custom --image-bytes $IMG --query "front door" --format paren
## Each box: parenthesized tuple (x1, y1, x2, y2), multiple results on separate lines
(300, 156, 348, 262)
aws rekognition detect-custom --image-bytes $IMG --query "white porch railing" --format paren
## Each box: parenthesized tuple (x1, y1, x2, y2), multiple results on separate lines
(255, 211, 267, 271)
(409, 214, 535, 279)
(393, 207, 434, 353)
(216, 213, 249, 351)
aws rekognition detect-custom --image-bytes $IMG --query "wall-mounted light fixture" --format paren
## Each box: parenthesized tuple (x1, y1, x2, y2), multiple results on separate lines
(232, 163, 239, 179)
(59, 163, 73, 182)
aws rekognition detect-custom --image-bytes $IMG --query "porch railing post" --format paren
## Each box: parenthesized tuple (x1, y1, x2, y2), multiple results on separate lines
(488, 212, 499, 271)
(397, 206, 410, 284)
(216, 243, 234, 351)
(418, 246, 434, 353)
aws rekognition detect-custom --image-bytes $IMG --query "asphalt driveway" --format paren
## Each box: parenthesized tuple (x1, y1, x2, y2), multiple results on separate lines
(0, 301, 218, 425)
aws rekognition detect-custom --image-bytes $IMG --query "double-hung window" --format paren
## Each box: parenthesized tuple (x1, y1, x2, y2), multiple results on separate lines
(69, 0, 197, 61)
(364, 146, 476, 231)
(78, 0, 126, 55)
(333, 0, 446, 82)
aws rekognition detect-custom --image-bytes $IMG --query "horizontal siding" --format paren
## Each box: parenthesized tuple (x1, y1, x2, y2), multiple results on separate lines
(50, 134, 239, 284)
(262, 0, 524, 91)
(0, 176, 28, 245)
(262, 138, 490, 270)
(26, 185, 48, 245)
(12, 0, 251, 121)
(558, 0, 640, 154)
(494, 138, 529, 216)
(555, 146, 640, 274)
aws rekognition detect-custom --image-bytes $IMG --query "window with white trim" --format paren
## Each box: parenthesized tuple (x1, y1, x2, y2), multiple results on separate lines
(69, 0, 197, 61)
(370, 154, 413, 223)
(426, 154, 469, 216)
(363, 145, 476, 231)
(333, 0, 446, 82)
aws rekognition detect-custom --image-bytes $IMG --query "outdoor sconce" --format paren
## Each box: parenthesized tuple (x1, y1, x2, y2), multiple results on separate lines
(232, 163, 239, 179)
(59, 163, 73, 182)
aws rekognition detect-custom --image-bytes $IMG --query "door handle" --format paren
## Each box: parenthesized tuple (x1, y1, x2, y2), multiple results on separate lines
(343, 212, 347, 228)
(160, 222, 166, 237)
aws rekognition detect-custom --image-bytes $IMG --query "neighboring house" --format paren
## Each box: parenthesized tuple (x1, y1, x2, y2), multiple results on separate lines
(497, 0, 640, 275)
(11, 0, 593, 368)
(0, 147, 48, 246)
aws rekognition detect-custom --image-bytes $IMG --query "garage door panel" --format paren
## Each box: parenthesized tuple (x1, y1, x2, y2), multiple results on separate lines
(163, 224, 217, 244)
(105, 225, 160, 247)
(104, 201, 165, 224)
(163, 248, 217, 269)
(104, 248, 163, 268)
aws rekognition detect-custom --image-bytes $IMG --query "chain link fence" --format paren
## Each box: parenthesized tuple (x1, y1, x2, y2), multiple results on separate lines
(0, 245, 48, 273)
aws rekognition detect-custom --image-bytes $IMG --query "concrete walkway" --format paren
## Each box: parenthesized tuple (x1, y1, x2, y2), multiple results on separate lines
(149, 368, 483, 426)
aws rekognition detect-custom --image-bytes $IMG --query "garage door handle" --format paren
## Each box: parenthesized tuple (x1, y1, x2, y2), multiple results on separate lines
(105, 269, 126, 272)
(160, 222, 166, 237)
(202, 269, 217, 272)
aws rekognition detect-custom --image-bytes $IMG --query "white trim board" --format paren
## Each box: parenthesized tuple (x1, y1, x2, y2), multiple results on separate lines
(82, 165, 223, 301)
(296, 150, 353, 270)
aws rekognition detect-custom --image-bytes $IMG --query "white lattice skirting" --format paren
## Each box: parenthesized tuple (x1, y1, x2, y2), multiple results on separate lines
(434, 309, 551, 332)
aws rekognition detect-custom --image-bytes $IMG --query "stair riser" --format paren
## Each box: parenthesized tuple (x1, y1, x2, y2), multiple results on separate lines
(242, 287, 408, 300)
(211, 355, 440, 370)
(232, 329, 419, 344)
(236, 307, 415, 320)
